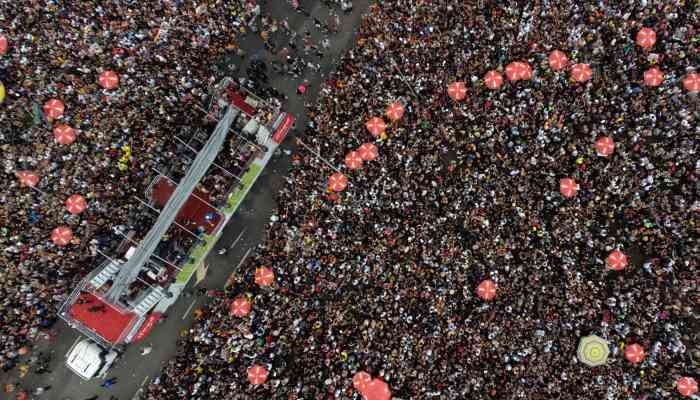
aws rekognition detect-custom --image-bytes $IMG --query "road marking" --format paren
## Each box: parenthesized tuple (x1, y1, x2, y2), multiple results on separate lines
(236, 247, 252, 270)
(182, 299, 197, 320)
(140, 375, 149, 387)
(229, 228, 247, 249)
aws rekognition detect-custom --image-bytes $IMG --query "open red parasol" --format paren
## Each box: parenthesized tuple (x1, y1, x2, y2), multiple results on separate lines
(624, 344, 645, 364)
(683, 73, 700, 93)
(363, 378, 391, 400)
(636, 28, 656, 49)
(365, 117, 386, 137)
(606, 250, 627, 271)
(15, 171, 39, 187)
(484, 70, 503, 89)
(595, 137, 615, 157)
(517, 62, 533, 80)
(447, 81, 467, 101)
(571, 64, 592, 82)
(53, 124, 76, 145)
(0, 35, 7, 55)
(353, 371, 372, 392)
(43, 99, 65, 119)
(643, 68, 664, 87)
(345, 151, 363, 170)
(255, 267, 274, 286)
(548, 50, 568, 71)
(559, 178, 578, 198)
(247, 365, 268, 385)
(65, 194, 87, 215)
(677, 377, 698, 397)
(328, 172, 348, 192)
(358, 143, 378, 161)
(230, 297, 251, 317)
(385, 102, 404, 121)
(98, 70, 120, 90)
(476, 279, 497, 301)
(505, 62, 521, 82)
(51, 226, 73, 246)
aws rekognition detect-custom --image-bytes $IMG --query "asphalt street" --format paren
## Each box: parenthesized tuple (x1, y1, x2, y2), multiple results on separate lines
(1, 1, 371, 399)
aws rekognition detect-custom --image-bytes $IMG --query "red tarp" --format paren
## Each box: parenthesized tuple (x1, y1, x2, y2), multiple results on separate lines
(273, 113, 295, 144)
(69, 293, 138, 344)
(150, 176, 223, 235)
(226, 88, 256, 116)
(131, 313, 162, 343)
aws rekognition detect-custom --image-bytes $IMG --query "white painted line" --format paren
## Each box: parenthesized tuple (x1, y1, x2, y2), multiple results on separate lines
(182, 299, 197, 320)
(236, 247, 252, 270)
(140, 375, 149, 387)
(229, 228, 248, 249)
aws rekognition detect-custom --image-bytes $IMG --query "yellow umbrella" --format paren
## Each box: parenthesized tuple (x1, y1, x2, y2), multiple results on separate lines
(0, 81, 5, 103)
(577, 335, 609, 367)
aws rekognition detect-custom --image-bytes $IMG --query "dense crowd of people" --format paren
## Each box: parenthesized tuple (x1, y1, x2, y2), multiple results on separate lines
(143, 0, 699, 399)
(0, 0, 264, 372)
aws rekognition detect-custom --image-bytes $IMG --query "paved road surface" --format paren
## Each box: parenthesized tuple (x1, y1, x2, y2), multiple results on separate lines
(1, 1, 371, 399)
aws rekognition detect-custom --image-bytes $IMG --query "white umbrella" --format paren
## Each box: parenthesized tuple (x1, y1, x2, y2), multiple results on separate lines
(577, 335, 609, 367)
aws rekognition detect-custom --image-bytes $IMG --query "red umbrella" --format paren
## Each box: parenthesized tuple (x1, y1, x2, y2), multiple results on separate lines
(559, 178, 578, 198)
(643, 68, 664, 87)
(65, 194, 87, 215)
(255, 267, 274, 286)
(476, 279, 496, 301)
(505, 62, 521, 82)
(484, 70, 503, 89)
(677, 377, 698, 397)
(53, 124, 77, 145)
(345, 151, 363, 170)
(624, 344, 645, 364)
(247, 365, 268, 385)
(548, 50, 568, 71)
(571, 64, 592, 82)
(98, 70, 120, 90)
(51, 226, 73, 246)
(606, 250, 628, 271)
(353, 371, 372, 392)
(43, 99, 65, 119)
(15, 171, 39, 187)
(683, 73, 700, 93)
(365, 117, 386, 137)
(0, 35, 7, 55)
(636, 28, 656, 49)
(595, 137, 615, 157)
(358, 143, 378, 161)
(385, 102, 404, 121)
(363, 378, 391, 400)
(15, 391, 28, 400)
(517, 62, 533, 81)
(447, 81, 467, 101)
(328, 172, 348, 192)
(230, 297, 251, 317)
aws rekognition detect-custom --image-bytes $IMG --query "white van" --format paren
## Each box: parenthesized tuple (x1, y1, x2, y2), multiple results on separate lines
(65, 339, 119, 380)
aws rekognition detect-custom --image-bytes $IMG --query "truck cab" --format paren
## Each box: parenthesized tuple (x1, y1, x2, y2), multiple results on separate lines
(65, 339, 119, 380)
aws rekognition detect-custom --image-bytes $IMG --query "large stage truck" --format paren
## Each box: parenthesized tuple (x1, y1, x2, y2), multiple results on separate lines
(61, 79, 294, 379)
